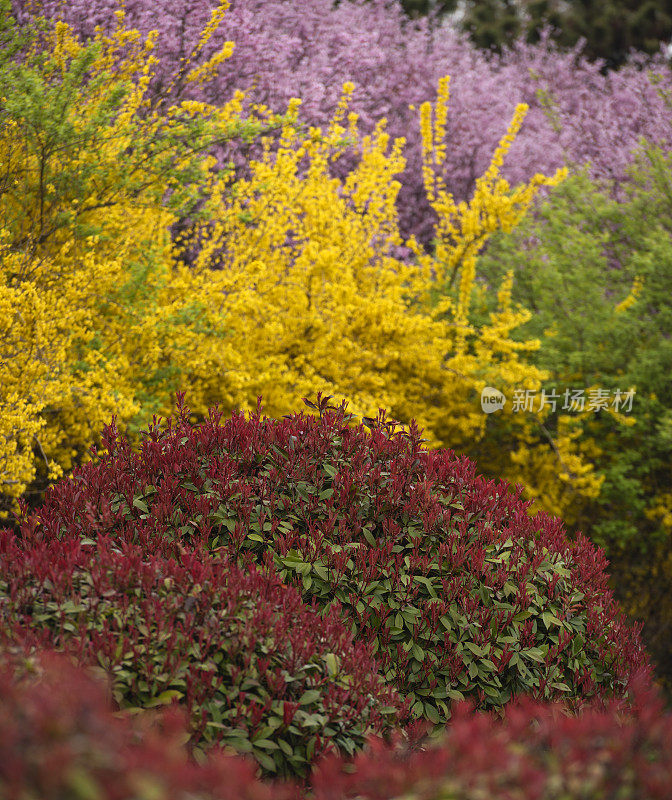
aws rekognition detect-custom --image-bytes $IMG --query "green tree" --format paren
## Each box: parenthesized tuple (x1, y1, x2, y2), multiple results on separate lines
(476, 149, 672, 692)
(355, 0, 672, 70)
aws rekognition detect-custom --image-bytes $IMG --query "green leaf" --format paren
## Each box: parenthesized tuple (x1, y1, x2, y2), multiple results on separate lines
(411, 700, 424, 716)
(253, 750, 277, 772)
(464, 642, 486, 657)
(222, 735, 253, 753)
(324, 652, 340, 676)
(253, 739, 279, 750)
(298, 689, 322, 706)
(278, 738, 293, 756)
(542, 611, 562, 628)
(132, 497, 148, 514)
(523, 647, 545, 663)
(145, 690, 184, 708)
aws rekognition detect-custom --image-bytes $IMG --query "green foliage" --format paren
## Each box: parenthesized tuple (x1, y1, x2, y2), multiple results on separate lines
(478, 159, 672, 553)
(476, 146, 672, 692)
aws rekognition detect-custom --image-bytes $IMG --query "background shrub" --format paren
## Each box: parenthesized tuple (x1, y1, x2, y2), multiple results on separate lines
(0, 529, 405, 780)
(471, 145, 672, 694)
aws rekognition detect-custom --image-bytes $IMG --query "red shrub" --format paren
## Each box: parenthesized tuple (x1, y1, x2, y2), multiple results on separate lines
(12, 393, 648, 730)
(309, 671, 672, 800)
(0, 531, 405, 781)
(0, 647, 276, 800)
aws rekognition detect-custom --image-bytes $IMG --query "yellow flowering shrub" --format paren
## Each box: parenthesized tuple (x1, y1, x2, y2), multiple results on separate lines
(186, 76, 573, 477)
(0, 6, 283, 517)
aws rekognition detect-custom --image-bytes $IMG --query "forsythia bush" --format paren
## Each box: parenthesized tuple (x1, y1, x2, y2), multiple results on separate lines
(16, 0, 672, 250)
(0, 2, 289, 518)
(182, 72, 570, 478)
(1, 1, 573, 523)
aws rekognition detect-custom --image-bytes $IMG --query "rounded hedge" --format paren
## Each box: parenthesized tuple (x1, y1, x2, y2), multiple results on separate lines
(16, 394, 647, 728)
(0, 529, 405, 780)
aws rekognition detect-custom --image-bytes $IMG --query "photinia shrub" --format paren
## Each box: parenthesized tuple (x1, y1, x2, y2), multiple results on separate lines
(0, 530, 406, 780)
(0, 647, 281, 800)
(2, 646, 670, 800)
(309, 670, 672, 800)
(15, 394, 648, 730)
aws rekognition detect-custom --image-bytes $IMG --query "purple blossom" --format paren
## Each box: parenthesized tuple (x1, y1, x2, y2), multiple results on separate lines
(14, 0, 672, 245)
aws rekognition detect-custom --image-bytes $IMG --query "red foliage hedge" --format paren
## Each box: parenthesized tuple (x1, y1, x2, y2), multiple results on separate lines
(18, 394, 646, 726)
(0, 647, 274, 800)
(0, 532, 404, 780)
(2, 648, 672, 800)
(309, 671, 672, 800)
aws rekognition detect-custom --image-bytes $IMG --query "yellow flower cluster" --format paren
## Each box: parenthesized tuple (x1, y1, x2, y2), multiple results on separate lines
(408, 81, 607, 514)
(615, 274, 644, 313)
(415, 83, 567, 333)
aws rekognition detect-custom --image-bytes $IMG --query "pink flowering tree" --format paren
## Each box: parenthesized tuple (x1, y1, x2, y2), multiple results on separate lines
(13, 0, 672, 246)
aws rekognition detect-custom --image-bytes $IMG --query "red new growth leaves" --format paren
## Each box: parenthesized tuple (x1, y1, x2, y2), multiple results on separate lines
(0, 522, 405, 780)
(310, 671, 672, 800)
